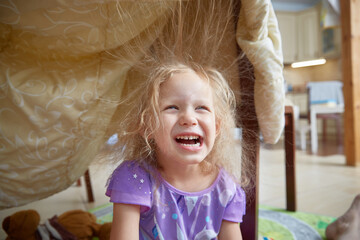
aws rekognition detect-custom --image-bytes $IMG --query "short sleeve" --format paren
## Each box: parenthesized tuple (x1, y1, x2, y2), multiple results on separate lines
(222, 186, 246, 223)
(106, 161, 152, 213)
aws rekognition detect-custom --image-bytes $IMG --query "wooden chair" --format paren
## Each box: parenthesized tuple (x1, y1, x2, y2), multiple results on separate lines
(237, 56, 296, 239)
(307, 81, 343, 144)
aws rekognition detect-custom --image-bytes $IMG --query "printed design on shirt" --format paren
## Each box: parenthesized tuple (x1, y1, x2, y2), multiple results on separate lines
(153, 187, 161, 207)
(190, 193, 211, 236)
(152, 225, 158, 239)
(184, 196, 199, 216)
(140, 228, 152, 240)
(176, 195, 186, 215)
(125, 166, 150, 194)
(218, 181, 236, 207)
(194, 225, 218, 240)
(153, 184, 171, 211)
(176, 223, 185, 240)
(154, 215, 165, 240)
(219, 189, 233, 207)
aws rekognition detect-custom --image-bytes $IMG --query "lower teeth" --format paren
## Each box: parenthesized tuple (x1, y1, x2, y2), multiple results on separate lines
(181, 143, 200, 146)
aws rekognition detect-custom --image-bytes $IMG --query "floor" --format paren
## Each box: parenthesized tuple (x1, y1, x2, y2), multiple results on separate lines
(1, 135, 360, 238)
(260, 137, 360, 217)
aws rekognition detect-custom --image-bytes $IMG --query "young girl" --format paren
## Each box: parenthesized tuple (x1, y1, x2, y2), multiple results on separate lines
(106, 61, 246, 240)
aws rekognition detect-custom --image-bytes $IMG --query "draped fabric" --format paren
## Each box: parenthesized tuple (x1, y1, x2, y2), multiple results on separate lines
(0, 0, 284, 209)
(236, 0, 285, 143)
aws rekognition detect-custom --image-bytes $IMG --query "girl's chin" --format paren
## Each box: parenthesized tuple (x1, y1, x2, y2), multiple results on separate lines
(173, 156, 207, 166)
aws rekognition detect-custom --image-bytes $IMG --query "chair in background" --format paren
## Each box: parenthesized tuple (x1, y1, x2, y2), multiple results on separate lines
(307, 81, 344, 145)
(292, 104, 311, 150)
(76, 169, 94, 203)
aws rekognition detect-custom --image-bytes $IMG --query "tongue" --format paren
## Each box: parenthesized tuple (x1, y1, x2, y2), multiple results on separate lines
(177, 139, 197, 144)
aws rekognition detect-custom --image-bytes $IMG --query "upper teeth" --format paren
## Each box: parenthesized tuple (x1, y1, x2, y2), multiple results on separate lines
(176, 136, 199, 140)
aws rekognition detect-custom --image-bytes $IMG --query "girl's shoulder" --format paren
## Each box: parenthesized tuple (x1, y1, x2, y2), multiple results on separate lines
(106, 160, 153, 212)
(116, 159, 153, 173)
(217, 167, 241, 188)
(216, 168, 246, 222)
(107, 159, 153, 188)
(216, 167, 246, 200)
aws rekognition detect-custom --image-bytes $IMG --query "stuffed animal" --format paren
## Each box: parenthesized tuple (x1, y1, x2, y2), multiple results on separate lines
(2, 209, 112, 240)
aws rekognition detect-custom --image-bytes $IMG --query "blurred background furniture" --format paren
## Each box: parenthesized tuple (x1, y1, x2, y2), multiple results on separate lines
(76, 170, 94, 203)
(307, 81, 344, 153)
(293, 105, 311, 150)
(285, 93, 310, 151)
(284, 106, 296, 211)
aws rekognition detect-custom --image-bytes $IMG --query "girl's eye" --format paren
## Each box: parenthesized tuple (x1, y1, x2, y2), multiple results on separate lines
(165, 105, 178, 110)
(196, 106, 210, 111)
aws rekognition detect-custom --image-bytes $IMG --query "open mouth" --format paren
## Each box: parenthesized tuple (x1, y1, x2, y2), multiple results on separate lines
(175, 135, 202, 147)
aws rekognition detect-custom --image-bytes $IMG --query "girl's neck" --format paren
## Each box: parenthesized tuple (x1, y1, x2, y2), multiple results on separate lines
(158, 162, 219, 192)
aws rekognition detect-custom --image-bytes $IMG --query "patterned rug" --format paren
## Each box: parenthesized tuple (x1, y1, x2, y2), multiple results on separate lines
(258, 206, 335, 240)
(89, 204, 336, 240)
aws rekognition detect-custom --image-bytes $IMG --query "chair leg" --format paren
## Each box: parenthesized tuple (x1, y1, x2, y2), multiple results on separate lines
(285, 106, 296, 211)
(336, 118, 342, 145)
(237, 54, 259, 240)
(299, 126, 308, 150)
(76, 179, 81, 186)
(240, 131, 260, 240)
(84, 169, 94, 203)
(322, 119, 327, 142)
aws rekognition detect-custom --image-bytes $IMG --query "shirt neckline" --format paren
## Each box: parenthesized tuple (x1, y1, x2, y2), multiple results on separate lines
(156, 168, 223, 196)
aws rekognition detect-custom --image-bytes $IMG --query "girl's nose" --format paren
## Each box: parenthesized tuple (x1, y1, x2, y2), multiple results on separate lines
(179, 110, 197, 126)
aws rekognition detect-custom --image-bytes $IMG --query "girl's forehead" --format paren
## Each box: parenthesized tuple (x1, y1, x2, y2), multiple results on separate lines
(162, 72, 209, 93)
(162, 70, 210, 89)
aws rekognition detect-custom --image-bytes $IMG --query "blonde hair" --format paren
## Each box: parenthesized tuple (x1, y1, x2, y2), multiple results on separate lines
(110, 60, 242, 181)
(99, 0, 254, 188)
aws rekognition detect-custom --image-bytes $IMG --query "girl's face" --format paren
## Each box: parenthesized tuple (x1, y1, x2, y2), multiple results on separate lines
(152, 69, 218, 170)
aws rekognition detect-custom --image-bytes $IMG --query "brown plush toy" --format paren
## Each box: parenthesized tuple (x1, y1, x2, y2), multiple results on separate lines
(2, 209, 112, 240)
(2, 209, 40, 240)
(58, 210, 101, 239)
(97, 222, 112, 240)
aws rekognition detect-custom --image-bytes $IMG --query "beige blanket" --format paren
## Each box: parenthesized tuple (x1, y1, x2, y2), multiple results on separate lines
(0, 0, 284, 208)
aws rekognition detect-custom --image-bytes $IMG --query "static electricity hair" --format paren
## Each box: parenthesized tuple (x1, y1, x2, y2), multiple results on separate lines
(98, 0, 254, 188)
(110, 60, 242, 181)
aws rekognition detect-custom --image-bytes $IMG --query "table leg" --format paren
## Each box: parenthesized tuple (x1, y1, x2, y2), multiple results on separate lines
(311, 109, 318, 153)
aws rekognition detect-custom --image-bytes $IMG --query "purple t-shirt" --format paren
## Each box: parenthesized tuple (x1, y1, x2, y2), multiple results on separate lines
(106, 160, 246, 240)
